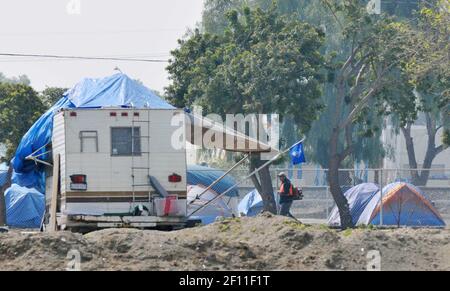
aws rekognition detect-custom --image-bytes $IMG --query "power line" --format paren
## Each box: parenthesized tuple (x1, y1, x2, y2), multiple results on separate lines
(0, 53, 169, 63)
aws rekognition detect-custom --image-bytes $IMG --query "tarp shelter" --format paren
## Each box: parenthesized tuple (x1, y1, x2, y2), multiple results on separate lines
(328, 182, 446, 227)
(238, 189, 264, 217)
(5, 73, 175, 228)
(4, 184, 45, 228)
(187, 165, 239, 224)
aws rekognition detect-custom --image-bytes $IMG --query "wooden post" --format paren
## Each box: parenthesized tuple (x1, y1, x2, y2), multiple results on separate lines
(48, 154, 60, 232)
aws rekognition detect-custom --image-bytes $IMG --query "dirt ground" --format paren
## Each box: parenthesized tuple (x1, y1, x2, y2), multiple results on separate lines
(1, 213, 449, 271)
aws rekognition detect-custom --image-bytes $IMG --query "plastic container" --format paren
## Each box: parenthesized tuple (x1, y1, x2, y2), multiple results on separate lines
(154, 196, 187, 217)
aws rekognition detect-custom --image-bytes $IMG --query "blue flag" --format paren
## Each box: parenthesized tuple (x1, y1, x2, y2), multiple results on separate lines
(290, 142, 306, 165)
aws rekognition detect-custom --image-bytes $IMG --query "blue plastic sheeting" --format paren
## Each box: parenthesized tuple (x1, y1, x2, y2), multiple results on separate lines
(5, 184, 45, 228)
(187, 165, 239, 197)
(328, 183, 379, 227)
(0, 171, 8, 188)
(328, 182, 446, 227)
(238, 189, 264, 217)
(66, 74, 175, 109)
(6, 74, 175, 228)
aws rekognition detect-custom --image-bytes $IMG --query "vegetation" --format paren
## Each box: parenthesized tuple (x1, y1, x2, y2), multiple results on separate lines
(166, 3, 327, 213)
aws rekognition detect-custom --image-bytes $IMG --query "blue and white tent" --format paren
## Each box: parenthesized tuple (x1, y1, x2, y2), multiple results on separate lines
(328, 182, 446, 227)
(5, 74, 175, 228)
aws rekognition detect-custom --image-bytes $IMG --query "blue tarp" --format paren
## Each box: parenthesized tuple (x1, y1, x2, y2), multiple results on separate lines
(0, 171, 8, 188)
(5, 184, 45, 228)
(187, 165, 239, 197)
(328, 182, 446, 227)
(5, 73, 175, 228)
(238, 189, 264, 217)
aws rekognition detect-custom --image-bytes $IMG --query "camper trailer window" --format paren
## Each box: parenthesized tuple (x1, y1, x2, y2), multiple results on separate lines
(111, 127, 141, 156)
(79, 131, 99, 153)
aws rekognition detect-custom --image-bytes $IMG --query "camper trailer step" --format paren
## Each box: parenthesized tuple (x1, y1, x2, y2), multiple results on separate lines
(132, 167, 150, 170)
(132, 120, 151, 123)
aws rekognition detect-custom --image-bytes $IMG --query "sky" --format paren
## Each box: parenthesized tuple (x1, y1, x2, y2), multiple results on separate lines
(0, 0, 204, 94)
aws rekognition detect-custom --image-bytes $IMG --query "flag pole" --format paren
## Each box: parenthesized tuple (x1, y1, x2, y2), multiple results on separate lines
(187, 138, 306, 218)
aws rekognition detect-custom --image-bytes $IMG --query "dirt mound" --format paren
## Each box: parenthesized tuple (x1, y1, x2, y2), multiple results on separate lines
(1, 214, 449, 271)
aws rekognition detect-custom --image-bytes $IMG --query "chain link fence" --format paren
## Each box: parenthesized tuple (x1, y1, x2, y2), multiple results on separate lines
(225, 167, 450, 225)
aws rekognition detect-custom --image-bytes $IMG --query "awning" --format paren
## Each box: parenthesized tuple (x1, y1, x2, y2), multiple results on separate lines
(184, 113, 279, 153)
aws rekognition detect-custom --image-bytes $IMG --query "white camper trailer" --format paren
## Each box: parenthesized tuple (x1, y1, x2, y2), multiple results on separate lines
(43, 106, 277, 232)
(45, 107, 188, 231)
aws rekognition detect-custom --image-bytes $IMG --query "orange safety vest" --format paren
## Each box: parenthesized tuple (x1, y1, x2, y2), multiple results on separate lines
(279, 182, 294, 196)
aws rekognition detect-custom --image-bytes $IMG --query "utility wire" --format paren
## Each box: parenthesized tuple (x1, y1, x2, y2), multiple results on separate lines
(0, 53, 169, 63)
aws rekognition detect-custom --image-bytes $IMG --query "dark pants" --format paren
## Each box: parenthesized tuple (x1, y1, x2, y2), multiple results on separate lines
(279, 201, 295, 218)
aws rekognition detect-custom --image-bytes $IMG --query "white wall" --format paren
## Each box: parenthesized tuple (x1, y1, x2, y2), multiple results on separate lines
(56, 108, 187, 195)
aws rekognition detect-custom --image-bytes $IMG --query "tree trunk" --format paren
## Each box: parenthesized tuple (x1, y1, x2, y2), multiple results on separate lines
(401, 113, 446, 187)
(250, 157, 277, 214)
(0, 166, 13, 226)
(328, 129, 354, 229)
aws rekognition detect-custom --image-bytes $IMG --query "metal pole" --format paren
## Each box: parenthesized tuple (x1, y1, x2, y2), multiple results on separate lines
(380, 168, 384, 226)
(187, 154, 249, 205)
(188, 138, 306, 218)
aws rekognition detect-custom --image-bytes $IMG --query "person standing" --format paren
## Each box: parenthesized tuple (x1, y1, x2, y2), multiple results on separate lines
(277, 172, 295, 218)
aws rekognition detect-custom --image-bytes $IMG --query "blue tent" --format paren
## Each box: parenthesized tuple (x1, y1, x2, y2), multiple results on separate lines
(238, 189, 264, 217)
(5, 74, 175, 228)
(187, 165, 239, 197)
(328, 182, 446, 227)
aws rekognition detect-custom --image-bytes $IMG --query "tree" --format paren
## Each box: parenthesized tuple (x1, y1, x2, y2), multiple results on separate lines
(315, 0, 417, 228)
(387, 1, 450, 185)
(167, 4, 326, 213)
(202, 0, 247, 34)
(0, 83, 46, 163)
(40, 87, 67, 109)
(0, 73, 31, 86)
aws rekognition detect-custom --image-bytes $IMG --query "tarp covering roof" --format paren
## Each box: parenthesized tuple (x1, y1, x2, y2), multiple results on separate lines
(5, 73, 175, 228)
(328, 182, 446, 227)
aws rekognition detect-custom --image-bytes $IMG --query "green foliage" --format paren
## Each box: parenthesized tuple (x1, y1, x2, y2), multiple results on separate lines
(0, 73, 31, 86)
(40, 87, 67, 109)
(0, 83, 46, 163)
(167, 3, 326, 134)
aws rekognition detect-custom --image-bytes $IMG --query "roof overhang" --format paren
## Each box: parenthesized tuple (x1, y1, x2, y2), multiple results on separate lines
(184, 113, 279, 154)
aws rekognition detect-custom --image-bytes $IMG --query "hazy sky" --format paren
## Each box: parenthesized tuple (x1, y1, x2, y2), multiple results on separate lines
(0, 0, 204, 93)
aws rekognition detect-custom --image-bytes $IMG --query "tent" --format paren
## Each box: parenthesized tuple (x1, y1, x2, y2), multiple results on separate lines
(238, 189, 264, 217)
(187, 165, 239, 198)
(328, 182, 446, 227)
(187, 165, 239, 224)
(4, 184, 45, 228)
(187, 185, 235, 224)
(5, 73, 175, 228)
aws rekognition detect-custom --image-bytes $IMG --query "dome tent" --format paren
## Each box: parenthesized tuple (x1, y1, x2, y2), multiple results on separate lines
(5, 73, 175, 228)
(328, 182, 446, 227)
